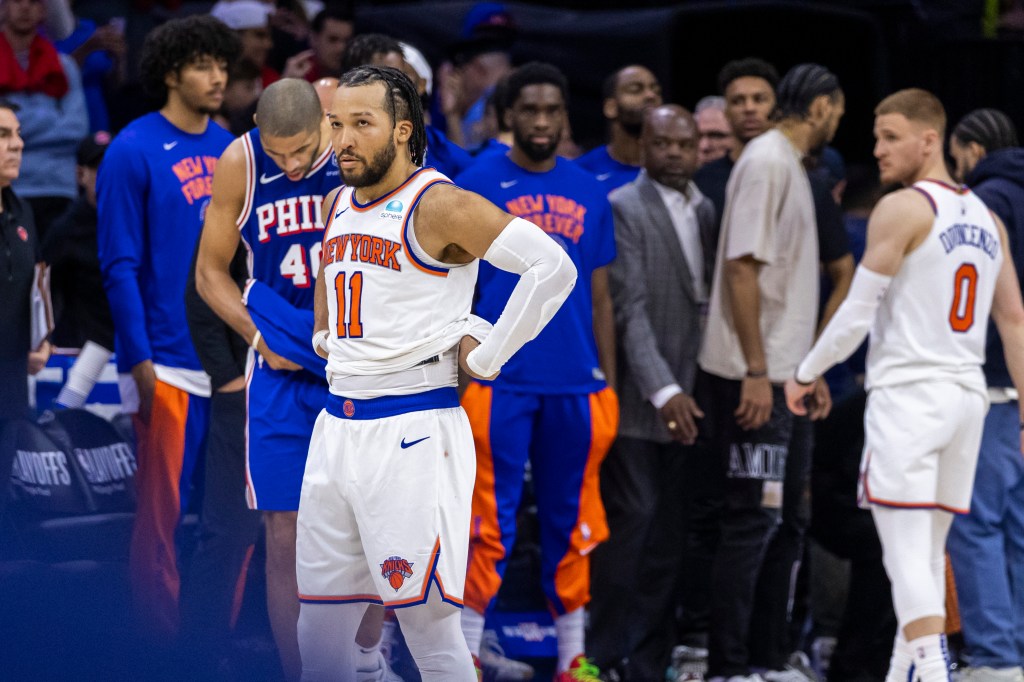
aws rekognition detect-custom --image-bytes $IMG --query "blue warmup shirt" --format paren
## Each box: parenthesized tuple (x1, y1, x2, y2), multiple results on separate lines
(97, 113, 233, 372)
(456, 155, 616, 394)
(574, 144, 641, 191)
(425, 124, 473, 179)
(237, 128, 340, 310)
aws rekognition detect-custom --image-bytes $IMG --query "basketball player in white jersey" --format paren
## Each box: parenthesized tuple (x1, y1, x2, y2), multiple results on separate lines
(785, 88, 1024, 682)
(296, 66, 577, 681)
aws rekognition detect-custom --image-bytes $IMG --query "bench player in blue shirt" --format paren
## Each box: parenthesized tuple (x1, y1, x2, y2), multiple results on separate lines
(96, 15, 240, 642)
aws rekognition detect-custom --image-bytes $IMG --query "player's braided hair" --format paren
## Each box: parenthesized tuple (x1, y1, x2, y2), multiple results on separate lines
(140, 15, 241, 102)
(776, 63, 841, 119)
(953, 108, 1019, 153)
(339, 66, 427, 167)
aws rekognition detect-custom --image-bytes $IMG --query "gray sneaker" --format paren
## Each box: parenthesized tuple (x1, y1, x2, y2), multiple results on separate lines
(479, 629, 535, 681)
(762, 666, 814, 682)
(956, 667, 1024, 682)
(668, 645, 709, 681)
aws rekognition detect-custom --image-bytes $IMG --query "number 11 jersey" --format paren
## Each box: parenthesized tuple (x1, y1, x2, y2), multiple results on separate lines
(237, 128, 339, 310)
(866, 179, 1004, 393)
(320, 167, 479, 381)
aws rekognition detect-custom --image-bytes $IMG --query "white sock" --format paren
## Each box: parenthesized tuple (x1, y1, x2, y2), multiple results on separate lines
(461, 608, 485, 656)
(908, 633, 950, 682)
(555, 608, 585, 672)
(885, 631, 913, 682)
(356, 644, 380, 672)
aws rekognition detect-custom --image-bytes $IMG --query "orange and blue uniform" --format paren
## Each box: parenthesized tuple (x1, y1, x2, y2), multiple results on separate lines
(97, 112, 233, 636)
(455, 155, 619, 617)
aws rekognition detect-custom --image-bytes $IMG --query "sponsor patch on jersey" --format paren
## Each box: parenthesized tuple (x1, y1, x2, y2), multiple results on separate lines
(380, 555, 414, 591)
(380, 199, 404, 220)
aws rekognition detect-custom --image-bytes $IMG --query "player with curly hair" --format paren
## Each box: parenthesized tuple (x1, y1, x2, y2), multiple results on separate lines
(96, 14, 240, 643)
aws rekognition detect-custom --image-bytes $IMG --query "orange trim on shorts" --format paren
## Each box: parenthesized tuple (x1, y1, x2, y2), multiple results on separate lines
(461, 382, 503, 615)
(551, 386, 618, 614)
(861, 449, 971, 515)
(298, 593, 385, 605)
(384, 537, 442, 608)
(230, 544, 255, 629)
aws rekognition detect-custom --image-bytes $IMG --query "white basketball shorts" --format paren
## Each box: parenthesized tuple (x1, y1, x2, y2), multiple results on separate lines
(296, 387, 474, 608)
(859, 380, 987, 514)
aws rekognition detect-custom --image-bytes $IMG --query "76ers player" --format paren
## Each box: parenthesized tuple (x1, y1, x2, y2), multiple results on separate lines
(196, 79, 342, 681)
(785, 89, 1024, 682)
(296, 66, 577, 681)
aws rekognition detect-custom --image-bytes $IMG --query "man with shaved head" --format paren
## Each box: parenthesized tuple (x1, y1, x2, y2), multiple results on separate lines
(576, 64, 663, 190)
(195, 78, 354, 681)
(589, 104, 716, 679)
(313, 77, 339, 115)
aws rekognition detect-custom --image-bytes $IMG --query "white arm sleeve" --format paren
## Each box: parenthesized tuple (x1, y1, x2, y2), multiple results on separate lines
(465, 217, 578, 377)
(795, 265, 892, 384)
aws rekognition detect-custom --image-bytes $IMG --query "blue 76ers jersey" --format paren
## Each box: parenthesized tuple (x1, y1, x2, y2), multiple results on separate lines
(237, 128, 340, 310)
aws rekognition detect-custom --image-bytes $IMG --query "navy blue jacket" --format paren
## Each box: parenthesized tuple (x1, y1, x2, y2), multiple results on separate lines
(965, 147, 1024, 388)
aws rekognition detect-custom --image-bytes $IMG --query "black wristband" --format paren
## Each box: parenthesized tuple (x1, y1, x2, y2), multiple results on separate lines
(746, 368, 768, 379)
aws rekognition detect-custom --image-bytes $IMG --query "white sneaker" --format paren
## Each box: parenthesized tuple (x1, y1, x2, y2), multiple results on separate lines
(356, 649, 404, 682)
(479, 629, 535, 680)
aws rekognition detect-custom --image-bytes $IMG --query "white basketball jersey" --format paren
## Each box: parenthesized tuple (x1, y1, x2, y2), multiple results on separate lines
(866, 179, 1003, 393)
(321, 167, 478, 381)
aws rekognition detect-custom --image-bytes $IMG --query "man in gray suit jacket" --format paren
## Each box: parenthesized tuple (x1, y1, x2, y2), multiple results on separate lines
(589, 105, 716, 680)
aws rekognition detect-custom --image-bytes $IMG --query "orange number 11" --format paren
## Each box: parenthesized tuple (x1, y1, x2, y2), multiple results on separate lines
(334, 271, 364, 338)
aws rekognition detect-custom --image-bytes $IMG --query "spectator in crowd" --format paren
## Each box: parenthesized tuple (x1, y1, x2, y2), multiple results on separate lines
(576, 64, 663, 190)
(212, 0, 316, 87)
(343, 33, 474, 180)
(55, 14, 126, 133)
(312, 75, 338, 113)
(440, 1, 516, 149)
(42, 132, 116, 410)
(213, 58, 262, 136)
(96, 15, 240, 646)
(456, 61, 618, 682)
(43, 131, 112, 353)
(946, 107, 1024, 682)
(694, 57, 779, 220)
(590, 104, 715, 681)
(0, 99, 49, 427)
(1, 0, 89, 239)
(696, 63, 843, 682)
(472, 73, 513, 157)
(303, 5, 354, 82)
(694, 95, 736, 167)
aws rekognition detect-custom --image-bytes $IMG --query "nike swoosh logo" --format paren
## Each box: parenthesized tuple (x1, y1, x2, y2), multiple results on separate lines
(499, 180, 518, 189)
(596, 173, 612, 181)
(260, 172, 285, 184)
(163, 141, 178, 151)
(334, 207, 349, 218)
(400, 436, 430, 449)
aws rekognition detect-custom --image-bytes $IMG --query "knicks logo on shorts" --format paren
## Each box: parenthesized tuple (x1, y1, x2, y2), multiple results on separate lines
(380, 556, 414, 591)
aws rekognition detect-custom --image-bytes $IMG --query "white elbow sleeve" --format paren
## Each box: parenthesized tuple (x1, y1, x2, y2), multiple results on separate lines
(796, 265, 892, 383)
(466, 217, 577, 377)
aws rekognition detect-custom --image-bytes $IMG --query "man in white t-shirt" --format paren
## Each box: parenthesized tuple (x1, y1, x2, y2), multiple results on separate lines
(696, 63, 844, 682)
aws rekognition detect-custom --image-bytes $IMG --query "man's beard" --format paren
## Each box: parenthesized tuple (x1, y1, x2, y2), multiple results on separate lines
(339, 140, 397, 188)
(513, 128, 559, 163)
(618, 106, 645, 138)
